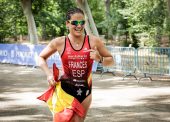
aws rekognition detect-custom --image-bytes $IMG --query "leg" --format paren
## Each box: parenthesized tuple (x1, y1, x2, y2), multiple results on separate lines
(70, 94, 92, 122)
(70, 113, 84, 122)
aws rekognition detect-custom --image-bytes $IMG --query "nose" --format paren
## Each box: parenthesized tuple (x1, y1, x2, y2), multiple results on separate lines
(76, 24, 82, 28)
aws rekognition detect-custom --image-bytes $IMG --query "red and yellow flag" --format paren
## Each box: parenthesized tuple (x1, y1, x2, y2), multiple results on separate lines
(37, 63, 85, 122)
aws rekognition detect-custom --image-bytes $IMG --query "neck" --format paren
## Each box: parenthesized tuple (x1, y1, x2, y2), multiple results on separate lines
(68, 34, 84, 44)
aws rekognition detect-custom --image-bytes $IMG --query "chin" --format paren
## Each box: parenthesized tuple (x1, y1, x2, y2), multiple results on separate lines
(74, 31, 83, 37)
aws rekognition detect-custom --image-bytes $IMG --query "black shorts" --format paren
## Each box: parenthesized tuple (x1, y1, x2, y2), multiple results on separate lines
(60, 78, 91, 103)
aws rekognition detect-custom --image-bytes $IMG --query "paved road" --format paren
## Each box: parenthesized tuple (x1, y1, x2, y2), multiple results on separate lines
(0, 64, 170, 122)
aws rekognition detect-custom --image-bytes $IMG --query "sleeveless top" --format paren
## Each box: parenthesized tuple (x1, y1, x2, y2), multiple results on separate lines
(59, 35, 93, 103)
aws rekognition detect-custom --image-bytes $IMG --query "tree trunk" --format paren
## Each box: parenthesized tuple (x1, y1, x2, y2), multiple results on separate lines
(155, 26, 161, 46)
(167, 0, 170, 46)
(76, 0, 99, 36)
(167, 0, 170, 17)
(115, 23, 122, 41)
(21, 0, 38, 44)
(105, 0, 112, 39)
(42, 24, 47, 40)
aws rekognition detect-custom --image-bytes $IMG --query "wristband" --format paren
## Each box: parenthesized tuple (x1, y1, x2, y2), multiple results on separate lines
(99, 57, 103, 63)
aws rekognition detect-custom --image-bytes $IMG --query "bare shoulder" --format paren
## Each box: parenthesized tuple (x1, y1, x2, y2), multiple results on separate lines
(88, 35, 104, 48)
(49, 36, 65, 52)
(50, 36, 65, 47)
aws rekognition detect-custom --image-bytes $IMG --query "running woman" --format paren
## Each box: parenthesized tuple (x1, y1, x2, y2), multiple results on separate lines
(38, 7, 114, 122)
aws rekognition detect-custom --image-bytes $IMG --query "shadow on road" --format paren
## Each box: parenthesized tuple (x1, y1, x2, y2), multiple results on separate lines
(0, 64, 170, 122)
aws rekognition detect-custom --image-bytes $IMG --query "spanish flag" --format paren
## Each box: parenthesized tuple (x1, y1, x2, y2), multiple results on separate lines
(37, 63, 85, 122)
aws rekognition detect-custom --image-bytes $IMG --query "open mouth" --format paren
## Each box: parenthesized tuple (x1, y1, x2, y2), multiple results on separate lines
(75, 27, 83, 32)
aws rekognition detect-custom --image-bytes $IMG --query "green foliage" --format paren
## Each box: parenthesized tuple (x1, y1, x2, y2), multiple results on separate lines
(32, 0, 76, 39)
(0, 0, 76, 42)
(0, 0, 170, 46)
(88, 0, 105, 34)
(116, 0, 167, 47)
(0, 0, 26, 42)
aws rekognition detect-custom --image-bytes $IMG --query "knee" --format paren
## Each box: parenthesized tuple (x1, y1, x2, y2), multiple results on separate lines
(70, 114, 84, 122)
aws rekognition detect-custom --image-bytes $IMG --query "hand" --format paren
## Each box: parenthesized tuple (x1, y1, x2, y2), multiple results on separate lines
(47, 75, 56, 87)
(84, 47, 101, 62)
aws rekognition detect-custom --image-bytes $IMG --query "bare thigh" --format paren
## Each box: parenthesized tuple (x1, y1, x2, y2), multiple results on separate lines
(70, 94, 92, 122)
(70, 114, 84, 122)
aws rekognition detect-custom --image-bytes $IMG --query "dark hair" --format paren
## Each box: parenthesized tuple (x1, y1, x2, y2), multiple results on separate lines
(66, 7, 84, 21)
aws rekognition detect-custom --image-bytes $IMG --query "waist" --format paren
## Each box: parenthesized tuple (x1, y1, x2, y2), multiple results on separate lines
(60, 78, 92, 103)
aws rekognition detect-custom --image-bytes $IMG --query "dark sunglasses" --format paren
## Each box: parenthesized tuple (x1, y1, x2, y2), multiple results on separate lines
(68, 20, 85, 26)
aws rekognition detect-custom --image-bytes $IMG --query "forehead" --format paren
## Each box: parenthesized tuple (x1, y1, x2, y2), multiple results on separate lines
(70, 13, 85, 20)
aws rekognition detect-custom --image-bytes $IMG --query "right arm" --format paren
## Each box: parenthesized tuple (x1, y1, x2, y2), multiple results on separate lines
(38, 37, 64, 86)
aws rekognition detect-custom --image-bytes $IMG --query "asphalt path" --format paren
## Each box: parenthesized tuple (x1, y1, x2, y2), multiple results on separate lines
(0, 64, 170, 122)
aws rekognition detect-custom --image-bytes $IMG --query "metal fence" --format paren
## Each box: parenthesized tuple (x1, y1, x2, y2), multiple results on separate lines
(137, 47, 170, 82)
(99, 47, 170, 82)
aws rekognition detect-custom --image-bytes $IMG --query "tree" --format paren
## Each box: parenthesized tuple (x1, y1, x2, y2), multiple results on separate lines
(117, 0, 167, 47)
(1, 0, 169, 47)
(167, 0, 170, 16)
(166, 0, 170, 32)
(76, 0, 99, 36)
(0, 0, 26, 42)
(105, 0, 112, 39)
(21, 0, 38, 44)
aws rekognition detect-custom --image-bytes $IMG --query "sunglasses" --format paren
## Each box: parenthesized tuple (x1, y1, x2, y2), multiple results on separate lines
(68, 20, 85, 26)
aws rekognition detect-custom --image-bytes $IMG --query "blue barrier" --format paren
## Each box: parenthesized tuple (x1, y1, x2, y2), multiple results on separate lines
(0, 44, 98, 71)
(98, 46, 170, 81)
(99, 47, 136, 78)
(137, 47, 170, 82)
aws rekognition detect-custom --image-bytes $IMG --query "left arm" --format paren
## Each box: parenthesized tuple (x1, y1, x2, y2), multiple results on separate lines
(89, 36, 114, 66)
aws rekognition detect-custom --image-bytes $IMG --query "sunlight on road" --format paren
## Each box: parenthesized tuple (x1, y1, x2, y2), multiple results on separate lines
(0, 115, 45, 121)
(0, 92, 43, 109)
(1, 64, 170, 122)
(92, 87, 170, 107)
